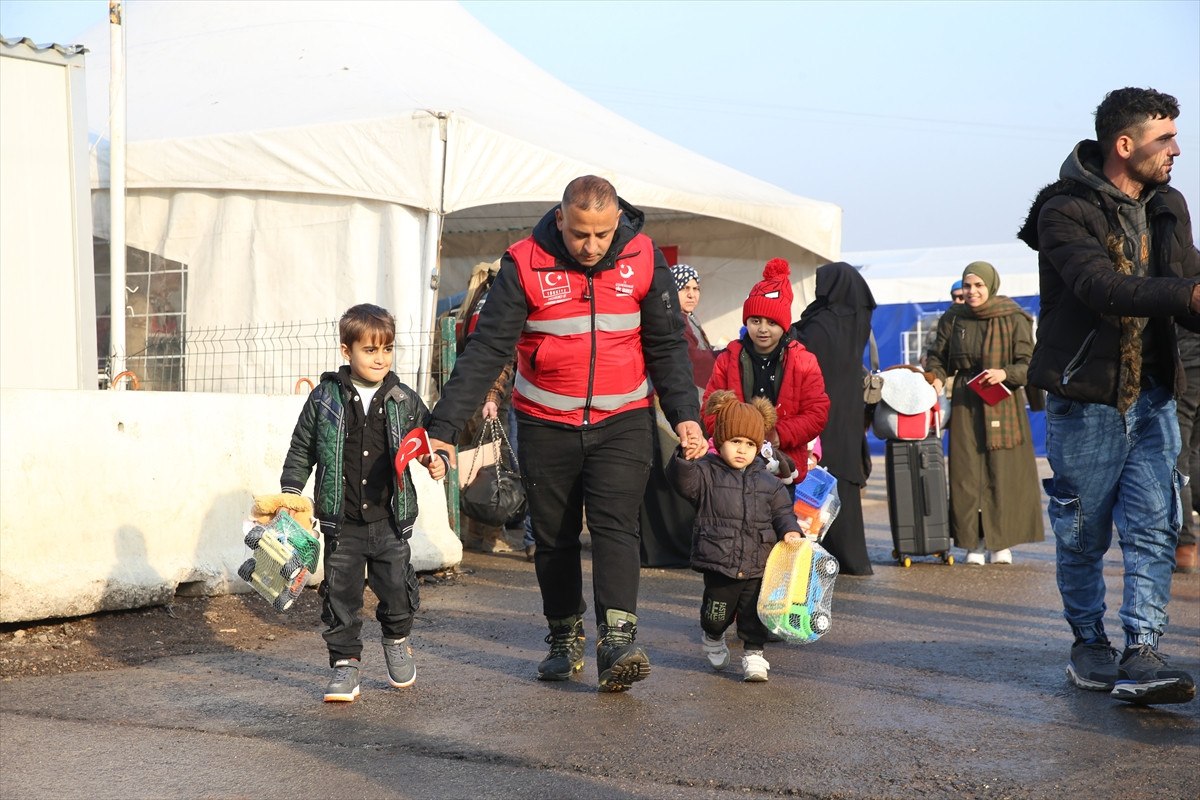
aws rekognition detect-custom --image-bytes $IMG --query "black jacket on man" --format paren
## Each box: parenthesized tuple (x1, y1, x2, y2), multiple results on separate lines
(428, 198, 700, 442)
(1017, 139, 1200, 409)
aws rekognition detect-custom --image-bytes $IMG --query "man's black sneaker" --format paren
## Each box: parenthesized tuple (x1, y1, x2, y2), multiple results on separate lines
(596, 609, 651, 693)
(1110, 644, 1197, 705)
(1066, 638, 1120, 691)
(537, 615, 585, 681)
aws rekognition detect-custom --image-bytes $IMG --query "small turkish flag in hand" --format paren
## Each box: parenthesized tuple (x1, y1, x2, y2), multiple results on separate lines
(395, 427, 432, 486)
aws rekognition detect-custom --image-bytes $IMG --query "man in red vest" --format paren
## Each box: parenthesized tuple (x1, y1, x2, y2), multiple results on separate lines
(429, 176, 706, 692)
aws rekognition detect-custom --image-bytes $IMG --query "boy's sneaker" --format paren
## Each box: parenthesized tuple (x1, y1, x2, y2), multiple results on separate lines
(382, 637, 416, 688)
(1110, 644, 1197, 705)
(1066, 638, 1120, 691)
(323, 658, 361, 702)
(701, 633, 730, 671)
(596, 610, 651, 692)
(537, 615, 585, 681)
(742, 650, 770, 682)
(964, 547, 986, 566)
(989, 548, 1013, 565)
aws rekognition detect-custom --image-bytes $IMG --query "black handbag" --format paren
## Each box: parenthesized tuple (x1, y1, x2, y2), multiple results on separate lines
(460, 417, 527, 527)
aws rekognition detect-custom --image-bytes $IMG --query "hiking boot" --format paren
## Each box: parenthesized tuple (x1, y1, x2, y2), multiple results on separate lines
(742, 650, 770, 682)
(382, 636, 416, 688)
(323, 658, 360, 702)
(701, 633, 730, 671)
(1066, 638, 1120, 691)
(1111, 644, 1197, 705)
(537, 615, 585, 681)
(596, 609, 651, 692)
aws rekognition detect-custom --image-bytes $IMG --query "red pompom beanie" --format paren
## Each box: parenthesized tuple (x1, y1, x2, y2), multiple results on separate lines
(742, 258, 793, 330)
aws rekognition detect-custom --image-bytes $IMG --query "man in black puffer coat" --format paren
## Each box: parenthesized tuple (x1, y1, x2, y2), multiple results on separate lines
(1017, 87, 1200, 707)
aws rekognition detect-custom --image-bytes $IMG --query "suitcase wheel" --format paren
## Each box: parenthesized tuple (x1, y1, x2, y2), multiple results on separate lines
(900, 556, 912, 569)
(943, 552, 955, 566)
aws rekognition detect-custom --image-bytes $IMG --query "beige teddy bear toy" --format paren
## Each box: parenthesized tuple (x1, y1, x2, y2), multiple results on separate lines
(250, 493, 317, 535)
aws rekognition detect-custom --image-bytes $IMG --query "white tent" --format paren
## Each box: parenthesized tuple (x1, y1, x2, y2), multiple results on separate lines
(80, 0, 841, 392)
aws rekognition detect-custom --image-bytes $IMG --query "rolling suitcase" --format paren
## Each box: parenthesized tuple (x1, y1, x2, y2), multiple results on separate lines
(885, 436, 954, 567)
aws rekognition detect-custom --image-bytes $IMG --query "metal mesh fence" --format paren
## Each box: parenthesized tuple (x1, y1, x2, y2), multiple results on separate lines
(177, 319, 432, 394)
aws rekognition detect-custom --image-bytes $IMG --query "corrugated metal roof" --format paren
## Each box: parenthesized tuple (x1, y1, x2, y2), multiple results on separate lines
(0, 36, 87, 57)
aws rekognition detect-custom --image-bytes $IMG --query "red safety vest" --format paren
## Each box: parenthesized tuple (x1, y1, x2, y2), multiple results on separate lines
(509, 234, 656, 426)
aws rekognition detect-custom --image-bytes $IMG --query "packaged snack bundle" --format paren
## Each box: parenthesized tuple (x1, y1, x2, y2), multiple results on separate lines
(238, 508, 320, 612)
(757, 538, 839, 643)
(791, 466, 840, 541)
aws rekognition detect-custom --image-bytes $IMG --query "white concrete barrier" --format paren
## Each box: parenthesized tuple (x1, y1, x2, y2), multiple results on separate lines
(0, 388, 462, 623)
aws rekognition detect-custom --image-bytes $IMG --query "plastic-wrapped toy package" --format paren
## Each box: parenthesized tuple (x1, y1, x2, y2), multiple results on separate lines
(238, 509, 320, 612)
(757, 539, 840, 643)
(792, 466, 840, 541)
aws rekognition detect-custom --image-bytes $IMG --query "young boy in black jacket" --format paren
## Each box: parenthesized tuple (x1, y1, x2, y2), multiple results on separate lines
(280, 304, 446, 702)
(668, 390, 802, 682)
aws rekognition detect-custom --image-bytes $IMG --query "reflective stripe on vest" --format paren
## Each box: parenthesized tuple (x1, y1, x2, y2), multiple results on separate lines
(514, 372, 651, 412)
(523, 312, 641, 336)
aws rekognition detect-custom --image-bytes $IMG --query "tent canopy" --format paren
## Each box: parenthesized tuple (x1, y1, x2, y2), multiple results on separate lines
(79, 0, 842, 389)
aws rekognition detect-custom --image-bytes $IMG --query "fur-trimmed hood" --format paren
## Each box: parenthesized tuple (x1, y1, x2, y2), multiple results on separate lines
(1017, 139, 1161, 250)
(1018, 141, 1106, 250)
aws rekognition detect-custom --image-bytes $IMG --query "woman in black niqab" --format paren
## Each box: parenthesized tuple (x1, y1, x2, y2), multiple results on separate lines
(793, 262, 877, 575)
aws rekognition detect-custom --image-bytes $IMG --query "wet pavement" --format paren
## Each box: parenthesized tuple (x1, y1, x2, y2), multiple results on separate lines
(2, 460, 1198, 799)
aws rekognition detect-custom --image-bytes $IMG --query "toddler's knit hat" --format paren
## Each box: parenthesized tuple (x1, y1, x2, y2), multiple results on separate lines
(742, 258, 793, 330)
(705, 390, 777, 450)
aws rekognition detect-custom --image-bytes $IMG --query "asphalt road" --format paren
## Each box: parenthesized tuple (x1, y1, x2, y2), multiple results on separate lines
(2, 463, 1198, 800)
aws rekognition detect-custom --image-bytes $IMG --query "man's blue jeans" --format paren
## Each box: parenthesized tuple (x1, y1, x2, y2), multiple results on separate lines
(1043, 383, 1184, 649)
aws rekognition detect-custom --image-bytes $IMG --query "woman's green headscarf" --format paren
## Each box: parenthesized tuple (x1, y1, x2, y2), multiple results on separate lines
(962, 260, 999, 297)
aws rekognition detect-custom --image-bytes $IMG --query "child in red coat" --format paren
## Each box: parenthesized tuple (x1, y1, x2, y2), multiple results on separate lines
(703, 258, 830, 484)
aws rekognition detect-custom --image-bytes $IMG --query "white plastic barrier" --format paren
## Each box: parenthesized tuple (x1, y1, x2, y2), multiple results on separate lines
(0, 388, 462, 623)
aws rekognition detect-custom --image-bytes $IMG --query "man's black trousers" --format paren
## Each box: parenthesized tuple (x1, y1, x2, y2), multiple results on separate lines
(518, 410, 653, 625)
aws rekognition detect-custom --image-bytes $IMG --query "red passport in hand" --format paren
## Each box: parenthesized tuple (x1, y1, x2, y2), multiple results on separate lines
(966, 372, 1013, 406)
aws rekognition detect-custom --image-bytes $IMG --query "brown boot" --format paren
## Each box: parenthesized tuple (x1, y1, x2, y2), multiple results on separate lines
(1175, 543, 1199, 574)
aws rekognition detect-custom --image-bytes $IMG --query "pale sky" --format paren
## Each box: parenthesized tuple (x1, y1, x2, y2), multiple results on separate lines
(3, 0, 1198, 251)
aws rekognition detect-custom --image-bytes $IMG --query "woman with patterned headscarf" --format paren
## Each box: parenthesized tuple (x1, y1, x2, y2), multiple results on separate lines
(639, 264, 719, 567)
(671, 264, 718, 397)
(926, 261, 1044, 565)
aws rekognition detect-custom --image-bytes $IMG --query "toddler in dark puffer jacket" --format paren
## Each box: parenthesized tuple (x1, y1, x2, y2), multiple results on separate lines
(668, 390, 803, 682)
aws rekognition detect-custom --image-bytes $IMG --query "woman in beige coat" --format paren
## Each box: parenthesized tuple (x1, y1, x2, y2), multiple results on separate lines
(926, 261, 1044, 564)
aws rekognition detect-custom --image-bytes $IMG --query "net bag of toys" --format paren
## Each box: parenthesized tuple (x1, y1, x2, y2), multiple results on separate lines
(757, 538, 839, 644)
(791, 466, 841, 541)
(238, 494, 321, 612)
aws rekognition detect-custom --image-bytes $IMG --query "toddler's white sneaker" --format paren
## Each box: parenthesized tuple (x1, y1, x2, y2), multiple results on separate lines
(701, 633, 729, 671)
(742, 650, 769, 682)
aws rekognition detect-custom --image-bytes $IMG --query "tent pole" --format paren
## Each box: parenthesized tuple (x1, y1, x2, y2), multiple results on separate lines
(415, 112, 448, 400)
(417, 208, 443, 397)
(108, 0, 127, 387)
